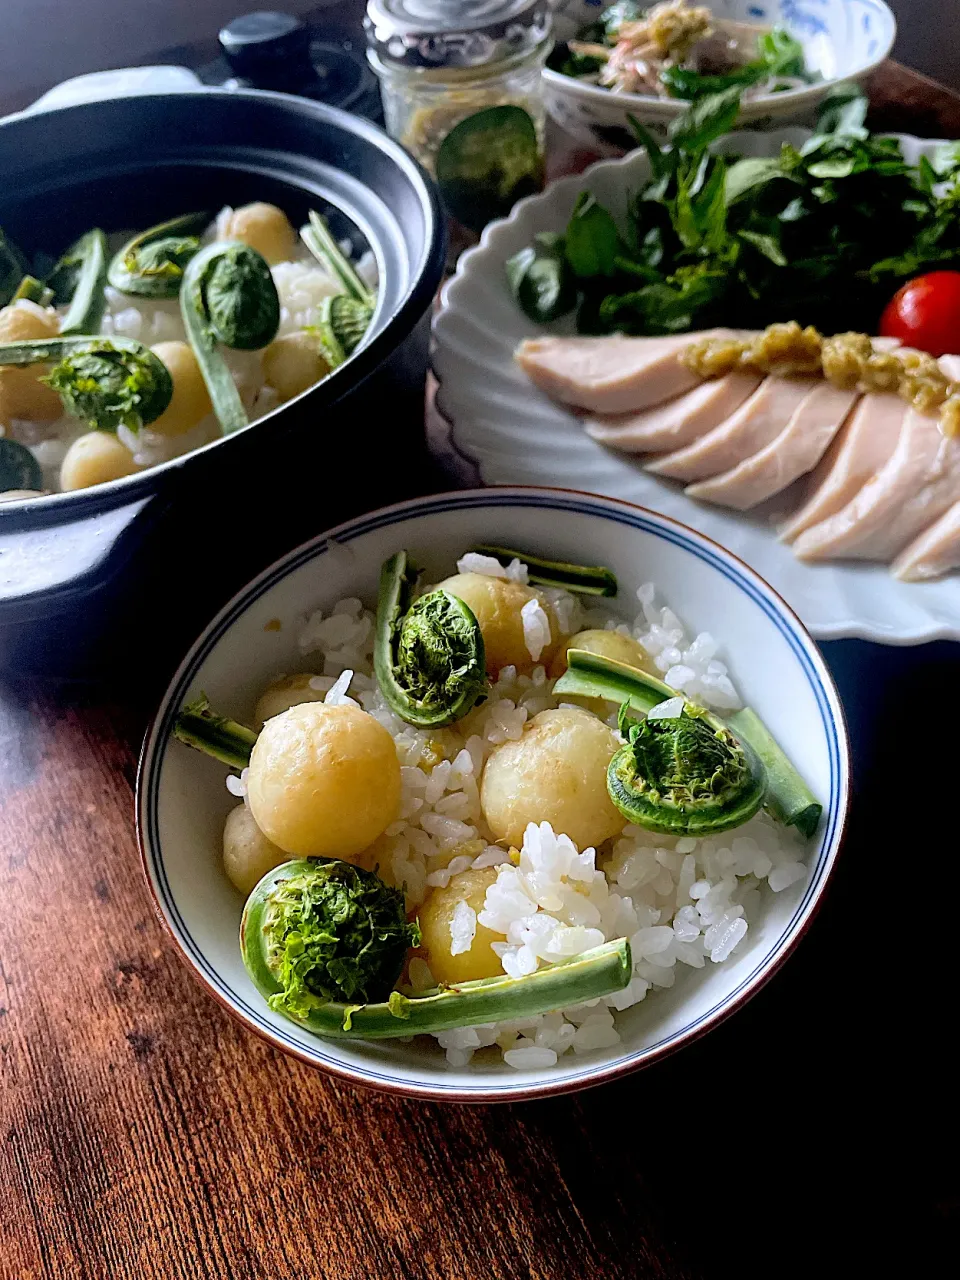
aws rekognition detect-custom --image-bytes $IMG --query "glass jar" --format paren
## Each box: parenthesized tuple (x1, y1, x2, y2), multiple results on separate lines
(365, 0, 553, 238)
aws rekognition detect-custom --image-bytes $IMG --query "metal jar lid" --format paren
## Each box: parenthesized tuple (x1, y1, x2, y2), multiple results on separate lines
(365, 0, 551, 70)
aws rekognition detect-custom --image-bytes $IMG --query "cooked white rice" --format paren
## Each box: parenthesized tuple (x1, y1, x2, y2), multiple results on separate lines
(245, 562, 810, 1072)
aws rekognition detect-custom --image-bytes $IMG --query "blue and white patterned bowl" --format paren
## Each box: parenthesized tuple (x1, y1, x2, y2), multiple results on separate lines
(545, 0, 897, 150)
(137, 488, 849, 1102)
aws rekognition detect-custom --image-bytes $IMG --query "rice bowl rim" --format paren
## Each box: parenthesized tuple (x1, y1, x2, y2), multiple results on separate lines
(136, 485, 851, 1103)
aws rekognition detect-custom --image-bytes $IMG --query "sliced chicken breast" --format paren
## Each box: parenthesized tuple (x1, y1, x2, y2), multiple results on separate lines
(778, 393, 907, 543)
(583, 372, 762, 454)
(684, 384, 860, 511)
(791, 406, 960, 562)
(645, 377, 815, 484)
(892, 501, 960, 581)
(515, 329, 737, 415)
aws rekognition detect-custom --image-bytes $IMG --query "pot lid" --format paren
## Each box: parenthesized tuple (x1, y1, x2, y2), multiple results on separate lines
(365, 0, 551, 70)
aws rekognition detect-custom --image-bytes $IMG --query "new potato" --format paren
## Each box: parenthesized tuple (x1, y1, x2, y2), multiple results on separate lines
(263, 331, 332, 402)
(417, 867, 503, 984)
(246, 701, 401, 859)
(148, 340, 212, 437)
(549, 628, 655, 678)
(222, 202, 297, 265)
(435, 572, 559, 675)
(0, 301, 63, 422)
(222, 803, 289, 895)
(59, 431, 139, 491)
(481, 707, 623, 850)
(253, 672, 326, 729)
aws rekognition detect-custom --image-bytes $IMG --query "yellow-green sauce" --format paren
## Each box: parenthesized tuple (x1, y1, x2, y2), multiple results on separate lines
(683, 322, 960, 437)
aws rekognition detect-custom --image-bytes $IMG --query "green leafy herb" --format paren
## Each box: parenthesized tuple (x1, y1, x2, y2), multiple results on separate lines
(244, 859, 419, 1015)
(668, 84, 744, 151)
(107, 213, 207, 298)
(506, 233, 577, 324)
(566, 193, 624, 278)
(0, 335, 173, 433)
(181, 241, 280, 435)
(660, 26, 810, 101)
(608, 702, 765, 836)
(509, 85, 960, 336)
(374, 550, 487, 728)
(549, 46, 606, 80)
(47, 230, 108, 335)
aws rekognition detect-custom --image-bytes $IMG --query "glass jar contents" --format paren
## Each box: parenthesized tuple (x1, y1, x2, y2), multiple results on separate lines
(365, 0, 552, 236)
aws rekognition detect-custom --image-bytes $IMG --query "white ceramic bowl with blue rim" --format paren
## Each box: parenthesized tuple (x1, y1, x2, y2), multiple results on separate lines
(545, 0, 897, 150)
(137, 488, 849, 1102)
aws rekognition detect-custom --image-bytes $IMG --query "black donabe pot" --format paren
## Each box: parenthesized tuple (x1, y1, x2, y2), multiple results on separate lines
(0, 90, 445, 677)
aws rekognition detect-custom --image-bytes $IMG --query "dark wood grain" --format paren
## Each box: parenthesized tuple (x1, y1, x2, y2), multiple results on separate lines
(2, 60, 959, 1280)
(2, 663, 950, 1279)
(866, 61, 960, 138)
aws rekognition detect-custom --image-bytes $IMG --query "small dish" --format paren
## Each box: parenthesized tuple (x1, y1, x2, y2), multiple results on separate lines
(545, 0, 896, 152)
(137, 487, 848, 1102)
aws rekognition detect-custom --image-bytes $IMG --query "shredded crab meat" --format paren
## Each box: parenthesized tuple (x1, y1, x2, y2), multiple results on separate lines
(601, 1, 714, 94)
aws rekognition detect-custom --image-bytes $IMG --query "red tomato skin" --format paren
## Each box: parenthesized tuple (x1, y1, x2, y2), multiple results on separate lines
(879, 271, 960, 358)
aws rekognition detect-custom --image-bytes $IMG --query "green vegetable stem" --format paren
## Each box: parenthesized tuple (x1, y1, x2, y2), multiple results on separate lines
(470, 544, 618, 596)
(11, 276, 54, 306)
(0, 228, 29, 307)
(374, 550, 487, 728)
(553, 649, 822, 838)
(0, 335, 173, 433)
(46, 229, 109, 336)
(243, 860, 633, 1039)
(181, 241, 281, 435)
(173, 694, 258, 771)
(300, 211, 373, 306)
(300, 212, 374, 367)
(108, 212, 207, 298)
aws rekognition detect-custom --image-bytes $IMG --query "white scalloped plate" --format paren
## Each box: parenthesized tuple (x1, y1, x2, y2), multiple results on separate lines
(432, 130, 960, 645)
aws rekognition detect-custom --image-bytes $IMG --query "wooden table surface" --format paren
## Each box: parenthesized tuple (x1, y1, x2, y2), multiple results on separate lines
(1, 61, 957, 1279)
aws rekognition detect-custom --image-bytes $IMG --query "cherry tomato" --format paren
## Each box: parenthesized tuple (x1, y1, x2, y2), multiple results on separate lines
(879, 271, 960, 357)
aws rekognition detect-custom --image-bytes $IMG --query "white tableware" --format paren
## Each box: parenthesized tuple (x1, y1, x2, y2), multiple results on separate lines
(545, 0, 896, 151)
(138, 488, 848, 1101)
